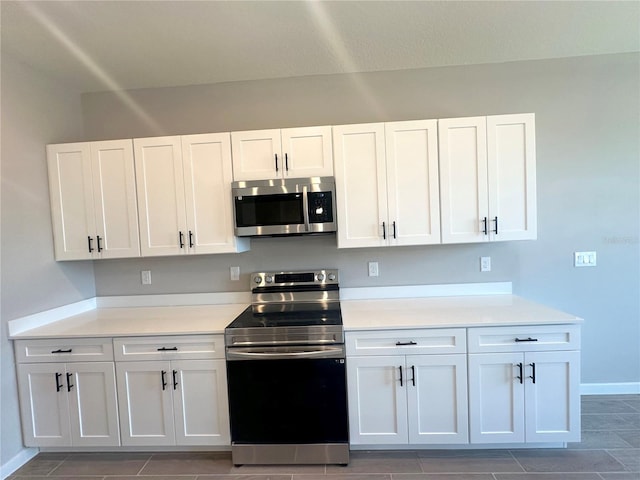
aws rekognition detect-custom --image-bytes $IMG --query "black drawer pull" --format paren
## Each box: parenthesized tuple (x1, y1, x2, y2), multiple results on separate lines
(410, 365, 416, 386)
(66, 372, 74, 392)
(396, 341, 417, 346)
(172, 370, 178, 390)
(157, 347, 178, 351)
(529, 362, 536, 384)
(399, 365, 403, 387)
(515, 362, 523, 384)
(515, 337, 538, 343)
(161, 370, 167, 390)
(55, 372, 63, 392)
(51, 348, 73, 354)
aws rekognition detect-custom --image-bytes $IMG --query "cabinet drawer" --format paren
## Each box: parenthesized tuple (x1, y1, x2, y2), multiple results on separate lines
(114, 335, 224, 361)
(467, 324, 581, 353)
(14, 338, 114, 363)
(346, 329, 466, 356)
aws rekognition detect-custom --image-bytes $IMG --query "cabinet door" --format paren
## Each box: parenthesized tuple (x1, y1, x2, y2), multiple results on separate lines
(333, 123, 388, 248)
(280, 126, 333, 178)
(116, 361, 175, 446)
(524, 350, 580, 442)
(182, 133, 248, 254)
(47, 143, 96, 260)
(172, 359, 230, 446)
(487, 113, 537, 241)
(347, 356, 408, 445)
(134, 136, 188, 256)
(231, 129, 282, 181)
(438, 117, 489, 244)
(406, 354, 468, 444)
(468, 352, 525, 443)
(17, 363, 71, 447)
(68, 362, 120, 446)
(385, 120, 441, 246)
(90, 140, 140, 258)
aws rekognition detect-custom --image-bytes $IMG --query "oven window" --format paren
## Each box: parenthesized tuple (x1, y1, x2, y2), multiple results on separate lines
(227, 358, 348, 444)
(235, 193, 304, 227)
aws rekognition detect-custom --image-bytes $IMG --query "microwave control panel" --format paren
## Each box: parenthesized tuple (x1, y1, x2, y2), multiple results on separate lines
(307, 191, 334, 224)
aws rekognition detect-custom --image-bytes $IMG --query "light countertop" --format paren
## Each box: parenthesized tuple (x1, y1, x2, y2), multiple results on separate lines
(10, 294, 581, 340)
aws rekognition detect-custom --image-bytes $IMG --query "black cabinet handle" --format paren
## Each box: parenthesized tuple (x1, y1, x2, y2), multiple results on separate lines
(188, 230, 194, 248)
(493, 216, 499, 234)
(399, 365, 403, 387)
(392, 221, 397, 239)
(382, 222, 386, 240)
(96, 235, 103, 252)
(515, 362, 523, 384)
(55, 372, 63, 392)
(66, 372, 74, 392)
(161, 370, 167, 391)
(275, 154, 279, 172)
(285, 153, 289, 171)
(411, 365, 416, 386)
(179, 231, 184, 248)
(172, 370, 178, 390)
(529, 362, 536, 384)
(87, 236, 94, 253)
(157, 347, 178, 352)
(51, 348, 72, 354)
(395, 341, 417, 346)
(515, 337, 538, 343)
(482, 217, 488, 235)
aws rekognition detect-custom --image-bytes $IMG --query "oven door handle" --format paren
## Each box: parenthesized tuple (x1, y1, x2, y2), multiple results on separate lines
(226, 345, 345, 360)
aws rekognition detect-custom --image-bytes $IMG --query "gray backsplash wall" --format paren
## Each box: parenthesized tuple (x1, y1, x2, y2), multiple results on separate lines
(85, 53, 639, 385)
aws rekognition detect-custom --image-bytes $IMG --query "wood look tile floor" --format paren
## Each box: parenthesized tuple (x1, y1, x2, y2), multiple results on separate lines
(10, 395, 640, 480)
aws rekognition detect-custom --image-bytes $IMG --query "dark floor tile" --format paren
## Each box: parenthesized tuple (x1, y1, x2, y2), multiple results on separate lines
(494, 474, 602, 480)
(12, 477, 102, 480)
(230, 465, 325, 474)
(393, 474, 494, 480)
(109, 477, 196, 480)
(568, 430, 634, 449)
(583, 395, 640, 402)
(510, 449, 626, 472)
(417, 450, 523, 473)
(607, 449, 640, 471)
(11, 456, 66, 476)
(582, 414, 639, 431)
(140, 453, 233, 475)
(618, 414, 640, 429)
(623, 398, 640, 412)
(599, 473, 640, 480)
(581, 399, 639, 414)
(292, 475, 390, 480)
(198, 476, 292, 480)
(52, 453, 151, 476)
(325, 450, 421, 474)
(617, 430, 640, 448)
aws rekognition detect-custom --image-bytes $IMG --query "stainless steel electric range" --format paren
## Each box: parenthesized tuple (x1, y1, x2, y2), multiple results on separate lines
(224, 269, 349, 466)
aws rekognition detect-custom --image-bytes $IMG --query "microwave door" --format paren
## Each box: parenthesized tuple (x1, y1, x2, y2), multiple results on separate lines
(234, 192, 306, 236)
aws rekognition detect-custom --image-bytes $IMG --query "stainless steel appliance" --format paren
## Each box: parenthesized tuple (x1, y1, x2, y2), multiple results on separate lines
(225, 269, 348, 465)
(231, 177, 336, 237)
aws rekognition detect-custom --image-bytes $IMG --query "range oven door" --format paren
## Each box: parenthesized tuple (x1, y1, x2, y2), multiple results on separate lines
(226, 345, 349, 446)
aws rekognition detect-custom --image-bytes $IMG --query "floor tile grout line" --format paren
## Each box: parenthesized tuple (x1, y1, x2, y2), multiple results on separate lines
(506, 449, 527, 473)
(135, 454, 153, 476)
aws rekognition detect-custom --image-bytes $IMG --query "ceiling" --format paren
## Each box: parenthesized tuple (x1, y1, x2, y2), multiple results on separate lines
(2, 1, 639, 93)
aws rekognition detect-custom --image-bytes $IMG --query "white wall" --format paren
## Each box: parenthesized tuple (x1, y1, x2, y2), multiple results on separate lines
(85, 53, 639, 386)
(0, 55, 94, 468)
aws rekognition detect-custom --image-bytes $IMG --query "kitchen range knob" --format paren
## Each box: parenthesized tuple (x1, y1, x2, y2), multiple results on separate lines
(328, 273, 336, 281)
(265, 275, 273, 283)
(316, 273, 325, 282)
(254, 276, 262, 284)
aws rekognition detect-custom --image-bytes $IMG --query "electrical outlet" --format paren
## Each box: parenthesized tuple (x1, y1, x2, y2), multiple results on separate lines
(141, 270, 152, 285)
(480, 256, 491, 272)
(574, 251, 597, 267)
(230, 266, 240, 281)
(368, 261, 379, 277)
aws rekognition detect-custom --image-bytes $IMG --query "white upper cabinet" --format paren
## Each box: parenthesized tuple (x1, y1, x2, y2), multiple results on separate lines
(47, 140, 140, 260)
(231, 126, 333, 181)
(333, 120, 440, 249)
(135, 133, 249, 257)
(439, 113, 536, 243)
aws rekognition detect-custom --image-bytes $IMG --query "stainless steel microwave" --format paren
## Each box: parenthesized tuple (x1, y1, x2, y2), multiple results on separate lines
(232, 177, 337, 237)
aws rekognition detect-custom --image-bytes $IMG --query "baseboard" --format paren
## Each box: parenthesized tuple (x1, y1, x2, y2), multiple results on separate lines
(1, 447, 38, 479)
(581, 382, 640, 395)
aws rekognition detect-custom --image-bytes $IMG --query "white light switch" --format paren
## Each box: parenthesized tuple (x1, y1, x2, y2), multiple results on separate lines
(480, 256, 491, 272)
(230, 266, 240, 281)
(368, 261, 379, 277)
(141, 270, 152, 285)
(574, 251, 597, 267)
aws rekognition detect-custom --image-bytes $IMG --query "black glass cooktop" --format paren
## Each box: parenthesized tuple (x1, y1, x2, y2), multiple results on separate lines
(226, 302, 342, 329)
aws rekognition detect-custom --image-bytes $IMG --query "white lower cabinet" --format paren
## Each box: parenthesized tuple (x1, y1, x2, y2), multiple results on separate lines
(467, 325, 581, 444)
(346, 329, 468, 445)
(114, 336, 230, 446)
(16, 340, 120, 447)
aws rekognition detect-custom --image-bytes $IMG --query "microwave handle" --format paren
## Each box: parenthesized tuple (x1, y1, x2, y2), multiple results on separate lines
(302, 186, 310, 232)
